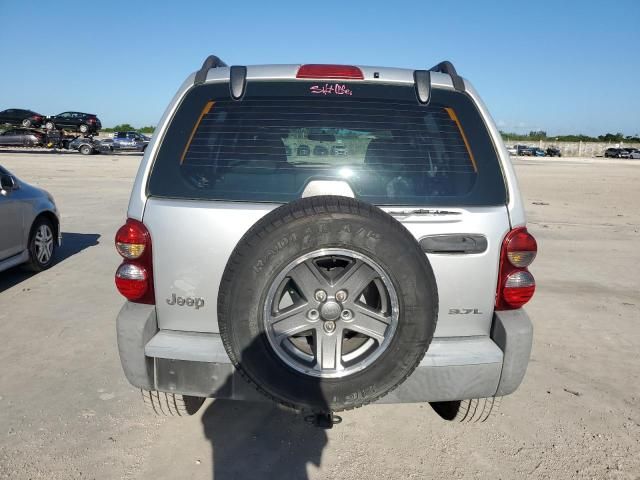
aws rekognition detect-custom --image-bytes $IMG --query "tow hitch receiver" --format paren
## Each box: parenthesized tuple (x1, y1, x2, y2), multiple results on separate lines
(305, 412, 342, 429)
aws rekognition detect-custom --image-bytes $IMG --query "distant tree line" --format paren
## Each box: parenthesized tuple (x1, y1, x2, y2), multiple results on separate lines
(101, 124, 155, 134)
(500, 130, 640, 142)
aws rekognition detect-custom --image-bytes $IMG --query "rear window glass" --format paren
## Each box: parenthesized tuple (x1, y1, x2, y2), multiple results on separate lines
(148, 81, 506, 206)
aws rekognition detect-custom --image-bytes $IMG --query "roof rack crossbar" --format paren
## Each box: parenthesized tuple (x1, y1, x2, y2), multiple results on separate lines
(429, 61, 465, 92)
(194, 55, 228, 85)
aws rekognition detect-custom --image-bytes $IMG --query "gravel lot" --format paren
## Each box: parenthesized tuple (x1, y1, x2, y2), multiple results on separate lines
(0, 151, 638, 479)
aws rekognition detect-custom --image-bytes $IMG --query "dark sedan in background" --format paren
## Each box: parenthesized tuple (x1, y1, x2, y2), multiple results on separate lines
(44, 112, 102, 134)
(0, 129, 45, 147)
(0, 109, 45, 128)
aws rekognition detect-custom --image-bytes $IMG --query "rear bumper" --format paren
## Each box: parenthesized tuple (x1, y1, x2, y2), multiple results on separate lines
(116, 303, 532, 403)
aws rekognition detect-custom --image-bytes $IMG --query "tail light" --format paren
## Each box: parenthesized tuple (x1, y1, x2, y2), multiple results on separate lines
(88, 118, 96, 124)
(496, 227, 537, 310)
(296, 64, 364, 80)
(115, 219, 154, 304)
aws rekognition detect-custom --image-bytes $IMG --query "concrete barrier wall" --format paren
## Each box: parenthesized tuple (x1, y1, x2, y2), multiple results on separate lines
(504, 140, 640, 157)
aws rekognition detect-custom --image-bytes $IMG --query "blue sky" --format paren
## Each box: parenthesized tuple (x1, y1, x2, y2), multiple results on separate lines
(1, 0, 638, 135)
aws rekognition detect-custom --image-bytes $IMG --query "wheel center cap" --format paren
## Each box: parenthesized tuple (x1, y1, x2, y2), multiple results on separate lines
(320, 301, 341, 321)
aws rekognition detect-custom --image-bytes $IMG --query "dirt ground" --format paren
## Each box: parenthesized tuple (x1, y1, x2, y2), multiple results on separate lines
(0, 151, 638, 479)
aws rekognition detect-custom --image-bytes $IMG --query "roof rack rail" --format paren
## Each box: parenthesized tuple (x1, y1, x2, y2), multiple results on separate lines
(429, 61, 465, 92)
(194, 55, 228, 85)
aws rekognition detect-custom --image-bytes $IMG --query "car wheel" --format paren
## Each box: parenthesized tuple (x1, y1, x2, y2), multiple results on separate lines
(79, 124, 89, 134)
(45, 121, 55, 131)
(218, 195, 438, 412)
(25, 217, 56, 272)
(430, 397, 501, 422)
(79, 145, 93, 155)
(22, 119, 32, 127)
(141, 390, 205, 416)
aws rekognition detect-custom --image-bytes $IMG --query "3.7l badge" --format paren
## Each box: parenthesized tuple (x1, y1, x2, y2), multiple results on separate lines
(449, 308, 482, 315)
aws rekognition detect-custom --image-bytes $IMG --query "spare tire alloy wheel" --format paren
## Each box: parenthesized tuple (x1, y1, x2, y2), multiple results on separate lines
(218, 196, 438, 412)
(45, 121, 55, 130)
(79, 124, 89, 133)
(264, 248, 398, 379)
(22, 119, 31, 127)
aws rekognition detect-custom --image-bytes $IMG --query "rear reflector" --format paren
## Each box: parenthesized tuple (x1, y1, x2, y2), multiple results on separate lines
(296, 64, 364, 80)
(115, 263, 149, 300)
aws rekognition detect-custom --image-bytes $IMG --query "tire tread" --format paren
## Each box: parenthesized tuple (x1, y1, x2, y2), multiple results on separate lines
(140, 389, 204, 416)
(431, 396, 501, 423)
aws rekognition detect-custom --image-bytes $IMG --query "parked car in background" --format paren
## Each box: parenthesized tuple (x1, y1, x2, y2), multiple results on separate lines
(629, 149, 640, 159)
(0, 165, 60, 273)
(604, 148, 631, 158)
(515, 145, 533, 156)
(0, 129, 45, 147)
(506, 146, 517, 155)
(545, 147, 562, 157)
(45, 112, 102, 134)
(0, 109, 45, 128)
(68, 136, 103, 155)
(296, 144, 310, 156)
(531, 147, 545, 157)
(331, 144, 347, 156)
(313, 145, 329, 156)
(101, 131, 149, 153)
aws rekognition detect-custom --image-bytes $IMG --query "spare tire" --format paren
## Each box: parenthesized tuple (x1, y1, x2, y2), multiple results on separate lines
(218, 196, 438, 412)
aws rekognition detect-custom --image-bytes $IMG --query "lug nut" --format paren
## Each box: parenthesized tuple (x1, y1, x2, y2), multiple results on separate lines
(314, 290, 327, 302)
(340, 309, 353, 321)
(323, 321, 336, 333)
(335, 290, 347, 302)
(307, 309, 320, 321)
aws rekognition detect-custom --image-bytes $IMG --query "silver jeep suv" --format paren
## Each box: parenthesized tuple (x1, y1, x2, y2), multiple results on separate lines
(115, 56, 535, 424)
